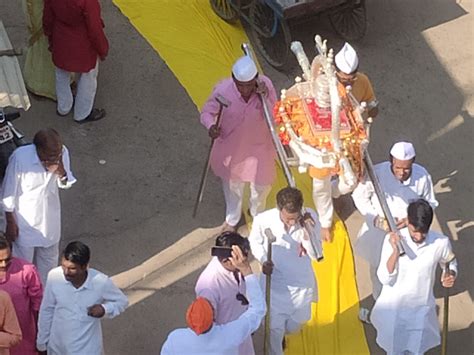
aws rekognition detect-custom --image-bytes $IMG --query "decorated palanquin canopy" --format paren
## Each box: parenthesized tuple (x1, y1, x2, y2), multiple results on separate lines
(273, 36, 369, 184)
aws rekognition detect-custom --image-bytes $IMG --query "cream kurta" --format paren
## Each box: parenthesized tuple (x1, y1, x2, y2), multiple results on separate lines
(1, 145, 76, 248)
(352, 161, 438, 267)
(371, 229, 457, 354)
(248, 208, 319, 316)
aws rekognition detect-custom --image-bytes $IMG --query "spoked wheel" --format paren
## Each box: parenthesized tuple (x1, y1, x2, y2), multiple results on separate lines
(210, 0, 239, 23)
(329, 0, 367, 41)
(249, 1, 291, 69)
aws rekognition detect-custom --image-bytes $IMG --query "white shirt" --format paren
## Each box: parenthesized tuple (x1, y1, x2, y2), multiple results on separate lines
(36, 267, 128, 355)
(161, 274, 265, 355)
(371, 229, 457, 354)
(248, 208, 319, 317)
(1, 144, 76, 247)
(351, 161, 438, 266)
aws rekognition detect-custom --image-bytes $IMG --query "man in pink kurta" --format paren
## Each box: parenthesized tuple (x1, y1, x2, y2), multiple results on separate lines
(195, 232, 254, 355)
(0, 237, 43, 355)
(200, 56, 277, 230)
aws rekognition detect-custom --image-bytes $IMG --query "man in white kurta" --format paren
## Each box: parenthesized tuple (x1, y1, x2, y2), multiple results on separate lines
(161, 245, 265, 355)
(249, 187, 319, 355)
(371, 200, 457, 355)
(36, 241, 128, 355)
(1, 129, 76, 285)
(351, 142, 438, 300)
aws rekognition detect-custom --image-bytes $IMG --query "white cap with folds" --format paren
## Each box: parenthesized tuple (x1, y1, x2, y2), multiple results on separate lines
(390, 141, 416, 160)
(335, 42, 359, 74)
(232, 56, 258, 82)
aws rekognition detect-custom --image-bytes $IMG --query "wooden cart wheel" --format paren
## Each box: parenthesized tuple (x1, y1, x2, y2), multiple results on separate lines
(210, 0, 239, 23)
(249, 1, 291, 69)
(329, 0, 367, 41)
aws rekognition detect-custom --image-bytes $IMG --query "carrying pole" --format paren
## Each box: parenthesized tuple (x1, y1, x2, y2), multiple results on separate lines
(192, 94, 229, 217)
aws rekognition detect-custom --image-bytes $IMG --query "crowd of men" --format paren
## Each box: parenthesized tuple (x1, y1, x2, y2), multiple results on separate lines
(0, 0, 458, 354)
(0, 133, 128, 355)
(160, 46, 457, 355)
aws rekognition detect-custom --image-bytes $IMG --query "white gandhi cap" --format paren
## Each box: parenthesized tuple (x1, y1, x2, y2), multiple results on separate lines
(232, 56, 258, 82)
(390, 141, 416, 160)
(335, 42, 359, 74)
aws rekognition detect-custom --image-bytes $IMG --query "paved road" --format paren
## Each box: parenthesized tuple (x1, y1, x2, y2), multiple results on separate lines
(1, 0, 472, 353)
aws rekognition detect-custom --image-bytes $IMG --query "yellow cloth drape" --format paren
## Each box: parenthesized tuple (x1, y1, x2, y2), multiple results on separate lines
(112, 0, 369, 353)
(21, 0, 56, 100)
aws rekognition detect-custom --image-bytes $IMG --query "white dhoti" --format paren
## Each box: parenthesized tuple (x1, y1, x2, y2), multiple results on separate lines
(56, 60, 99, 121)
(222, 179, 271, 226)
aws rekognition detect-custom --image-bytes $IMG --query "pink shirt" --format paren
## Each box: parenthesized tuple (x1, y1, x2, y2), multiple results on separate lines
(0, 258, 43, 355)
(195, 257, 254, 355)
(200, 76, 277, 185)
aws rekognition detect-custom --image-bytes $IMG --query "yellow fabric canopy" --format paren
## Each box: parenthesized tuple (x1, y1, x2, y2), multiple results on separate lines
(112, 0, 369, 353)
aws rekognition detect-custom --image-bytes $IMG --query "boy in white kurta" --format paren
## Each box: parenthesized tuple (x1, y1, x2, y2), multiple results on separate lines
(249, 187, 320, 355)
(371, 199, 457, 355)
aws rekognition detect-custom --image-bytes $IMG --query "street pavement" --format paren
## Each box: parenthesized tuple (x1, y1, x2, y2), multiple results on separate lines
(0, 0, 472, 353)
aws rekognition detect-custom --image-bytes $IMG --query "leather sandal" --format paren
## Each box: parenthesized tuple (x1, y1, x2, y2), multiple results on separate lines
(76, 108, 106, 124)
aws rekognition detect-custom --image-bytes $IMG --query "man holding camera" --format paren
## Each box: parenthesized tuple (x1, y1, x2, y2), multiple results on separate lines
(161, 245, 265, 354)
(195, 232, 255, 355)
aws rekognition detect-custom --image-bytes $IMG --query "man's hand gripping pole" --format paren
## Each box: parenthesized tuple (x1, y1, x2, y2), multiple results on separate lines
(192, 94, 230, 217)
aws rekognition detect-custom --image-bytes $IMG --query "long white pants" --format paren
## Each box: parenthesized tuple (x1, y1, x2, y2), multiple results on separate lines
(12, 243, 59, 286)
(312, 176, 355, 229)
(56, 60, 99, 121)
(312, 176, 333, 229)
(269, 305, 309, 355)
(222, 180, 271, 226)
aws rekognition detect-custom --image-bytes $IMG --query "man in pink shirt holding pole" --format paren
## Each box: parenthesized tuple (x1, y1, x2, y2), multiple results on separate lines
(200, 56, 277, 231)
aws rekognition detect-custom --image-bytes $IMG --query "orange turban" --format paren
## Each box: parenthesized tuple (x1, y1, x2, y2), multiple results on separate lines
(186, 297, 214, 335)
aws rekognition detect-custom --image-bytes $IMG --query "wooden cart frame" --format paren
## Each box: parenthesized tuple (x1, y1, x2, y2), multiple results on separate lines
(210, 0, 367, 68)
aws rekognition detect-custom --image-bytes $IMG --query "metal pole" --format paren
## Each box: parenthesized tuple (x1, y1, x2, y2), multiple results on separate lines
(362, 150, 405, 255)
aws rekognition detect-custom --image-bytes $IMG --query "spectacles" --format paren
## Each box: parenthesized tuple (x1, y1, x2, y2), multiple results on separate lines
(40, 154, 62, 166)
(236, 293, 249, 306)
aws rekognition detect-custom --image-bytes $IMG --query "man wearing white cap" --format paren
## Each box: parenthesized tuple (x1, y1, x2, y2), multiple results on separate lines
(321, 42, 378, 118)
(200, 56, 277, 232)
(351, 142, 438, 316)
